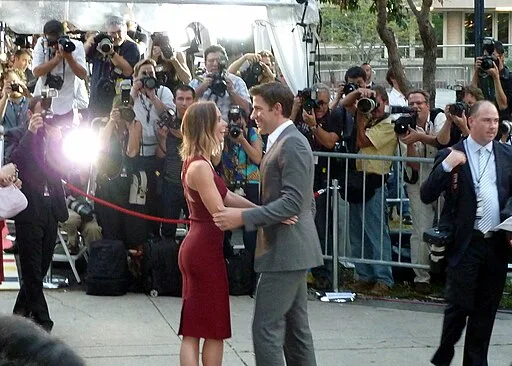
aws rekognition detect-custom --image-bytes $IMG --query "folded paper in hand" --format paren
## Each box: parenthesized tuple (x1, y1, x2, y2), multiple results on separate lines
(490, 216, 512, 232)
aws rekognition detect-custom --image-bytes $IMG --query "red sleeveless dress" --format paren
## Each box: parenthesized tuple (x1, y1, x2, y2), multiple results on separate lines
(178, 156, 231, 339)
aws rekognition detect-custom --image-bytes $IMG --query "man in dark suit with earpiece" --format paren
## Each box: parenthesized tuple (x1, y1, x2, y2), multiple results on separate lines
(421, 100, 512, 365)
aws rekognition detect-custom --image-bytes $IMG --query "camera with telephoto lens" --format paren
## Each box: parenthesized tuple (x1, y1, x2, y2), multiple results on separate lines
(298, 88, 319, 113)
(157, 109, 179, 130)
(45, 73, 64, 90)
(449, 102, 469, 118)
(228, 105, 242, 138)
(343, 82, 358, 96)
(141, 71, 158, 90)
(210, 59, 228, 98)
(10, 83, 21, 93)
(499, 120, 512, 136)
(67, 196, 94, 222)
(454, 84, 464, 103)
(94, 33, 114, 54)
(97, 68, 122, 94)
(424, 226, 453, 274)
(119, 80, 135, 122)
(357, 96, 379, 114)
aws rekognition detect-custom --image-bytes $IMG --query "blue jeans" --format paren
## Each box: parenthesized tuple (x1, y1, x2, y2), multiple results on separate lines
(349, 186, 394, 287)
(387, 160, 410, 216)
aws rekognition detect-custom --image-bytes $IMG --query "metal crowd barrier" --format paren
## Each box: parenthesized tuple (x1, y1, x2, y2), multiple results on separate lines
(313, 151, 441, 291)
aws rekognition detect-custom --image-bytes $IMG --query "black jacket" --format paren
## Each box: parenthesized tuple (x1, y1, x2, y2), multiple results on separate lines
(420, 139, 512, 266)
(10, 130, 69, 224)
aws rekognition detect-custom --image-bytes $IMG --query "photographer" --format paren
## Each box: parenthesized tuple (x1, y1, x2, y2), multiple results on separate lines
(227, 50, 277, 89)
(95, 97, 144, 248)
(221, 105, 262, 255)
(471, 39, 512, 119)
(290, 82, 344, 287)
(398, 89, 446, 294)
(436, 87, 484, 148)
(341, 85, 397, 296)
(12, 49, 36, 93)
(156, 85, 195, 240)
(0, 69, 30, 131)
(189, 45, 251, 121)
(131, 58, 175, 236)
(60, 172, 102, 254)
(32, 20, 87, 120)
(150, 32, 191, 92)
(85, 15, 140, 118)
(10, 96, 71, 333)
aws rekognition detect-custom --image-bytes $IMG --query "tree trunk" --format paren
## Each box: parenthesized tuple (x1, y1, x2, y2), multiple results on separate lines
(407, 0, 437, 106)
(375, 0, 410, 94)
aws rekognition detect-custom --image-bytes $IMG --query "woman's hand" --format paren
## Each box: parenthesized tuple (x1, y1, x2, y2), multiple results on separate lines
(281, 215, 298, 225)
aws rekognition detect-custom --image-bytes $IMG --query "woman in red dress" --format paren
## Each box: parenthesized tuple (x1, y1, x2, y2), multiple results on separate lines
(179, 101, 256, 366)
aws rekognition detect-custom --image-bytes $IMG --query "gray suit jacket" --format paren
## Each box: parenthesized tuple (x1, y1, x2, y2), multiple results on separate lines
(243, 124, 324, 273)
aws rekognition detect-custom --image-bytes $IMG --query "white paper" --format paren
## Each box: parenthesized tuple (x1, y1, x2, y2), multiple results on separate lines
(490, 216, 512, 232)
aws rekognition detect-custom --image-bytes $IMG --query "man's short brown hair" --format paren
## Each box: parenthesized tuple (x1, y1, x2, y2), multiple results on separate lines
(406, 89, 430, 104)
(464, 86, 485, 101)
(250, 82, 294, 118)
(203, 44, 227, 62)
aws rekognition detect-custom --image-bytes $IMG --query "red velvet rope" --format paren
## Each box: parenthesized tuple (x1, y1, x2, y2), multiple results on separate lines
(64, 181, 191, 225)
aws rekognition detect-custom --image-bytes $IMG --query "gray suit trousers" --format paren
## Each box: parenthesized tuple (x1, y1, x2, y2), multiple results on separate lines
(252, 270, 317, 366)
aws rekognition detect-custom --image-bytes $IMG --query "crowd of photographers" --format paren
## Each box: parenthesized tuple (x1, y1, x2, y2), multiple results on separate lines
(2, 13, 512, 332)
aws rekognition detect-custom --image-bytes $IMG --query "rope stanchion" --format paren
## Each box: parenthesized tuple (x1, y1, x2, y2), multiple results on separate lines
(63, 181, 190, 225)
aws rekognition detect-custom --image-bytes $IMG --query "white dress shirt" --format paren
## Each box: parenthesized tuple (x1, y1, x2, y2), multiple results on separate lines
(266, 120, 294, 152)
(32, 38, 87, 115)
(464, 136, 500, 230)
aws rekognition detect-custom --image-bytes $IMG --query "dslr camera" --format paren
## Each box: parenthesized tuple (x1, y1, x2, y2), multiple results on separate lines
(157, 109, 179, 130)
(448, 101, 469, 118)
(140, 71, 158, 90)
(10, 82, 21, 94)
(343, 82, 359, 96)
(45, 72, 64, 90)
(119, 80, 136, 122)
(479, 37, 499, 75)
(48, 35, 76, 53)
(298, 88, 319, 113)
(94, 33, 114, 54)
(423, 226, 453, 274)
(228, 105, 242, 138)
(387, 106, 417, 135)
(210, 59, 228, 98)
(152, 33, 174, 60)
(97, 67, 123, 94)
(500, 120, 512, 136)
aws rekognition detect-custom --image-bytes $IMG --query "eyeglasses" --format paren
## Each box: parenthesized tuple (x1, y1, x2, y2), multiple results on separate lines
(316, 101, 328, 107)
(408, 100, 427, 107)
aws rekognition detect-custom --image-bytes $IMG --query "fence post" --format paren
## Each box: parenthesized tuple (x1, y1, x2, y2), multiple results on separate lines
(332, 178, 339, 292)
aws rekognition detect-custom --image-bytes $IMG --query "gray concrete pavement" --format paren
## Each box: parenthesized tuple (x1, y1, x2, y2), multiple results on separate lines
(1, 290, 511, 365)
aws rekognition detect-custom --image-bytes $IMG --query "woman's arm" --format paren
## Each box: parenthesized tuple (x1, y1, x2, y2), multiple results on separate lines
(186, 160, 226, 215)
(223, 190, 257, 209)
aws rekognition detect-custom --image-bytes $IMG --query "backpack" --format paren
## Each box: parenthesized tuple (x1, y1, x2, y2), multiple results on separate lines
(87, 240, 130, 296)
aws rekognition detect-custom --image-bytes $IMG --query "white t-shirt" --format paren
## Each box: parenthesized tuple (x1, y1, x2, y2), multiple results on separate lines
(388, 87, 408, 121)
(32, 37, 87, 115)
(133, 86, 176, 157)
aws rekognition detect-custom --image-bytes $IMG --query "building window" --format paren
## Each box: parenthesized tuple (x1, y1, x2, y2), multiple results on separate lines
(497, 13, 509, 57)
(432, 12, 444, 58)
(464, 13, 493, 58)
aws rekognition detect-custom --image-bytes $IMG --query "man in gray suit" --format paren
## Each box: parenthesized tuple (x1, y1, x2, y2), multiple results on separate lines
(214, 82, 323, 366)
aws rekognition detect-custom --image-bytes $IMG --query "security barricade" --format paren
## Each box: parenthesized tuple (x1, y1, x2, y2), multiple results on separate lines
(313, 151, 442, 291)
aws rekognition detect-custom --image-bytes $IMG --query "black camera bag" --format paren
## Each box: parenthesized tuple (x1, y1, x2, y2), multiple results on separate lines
(87, 239, 130, 296)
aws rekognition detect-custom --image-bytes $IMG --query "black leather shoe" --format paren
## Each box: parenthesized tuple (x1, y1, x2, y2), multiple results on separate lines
(3, 242, 18, 254)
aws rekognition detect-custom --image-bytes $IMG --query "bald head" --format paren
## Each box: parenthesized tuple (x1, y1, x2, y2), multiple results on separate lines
(468, 101, 499, 145)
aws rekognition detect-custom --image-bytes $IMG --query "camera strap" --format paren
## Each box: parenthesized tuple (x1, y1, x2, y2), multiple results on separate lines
(139, 94, 153, 124)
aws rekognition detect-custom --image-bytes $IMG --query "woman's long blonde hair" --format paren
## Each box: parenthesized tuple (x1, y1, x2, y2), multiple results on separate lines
(180, 101, 222, 161)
